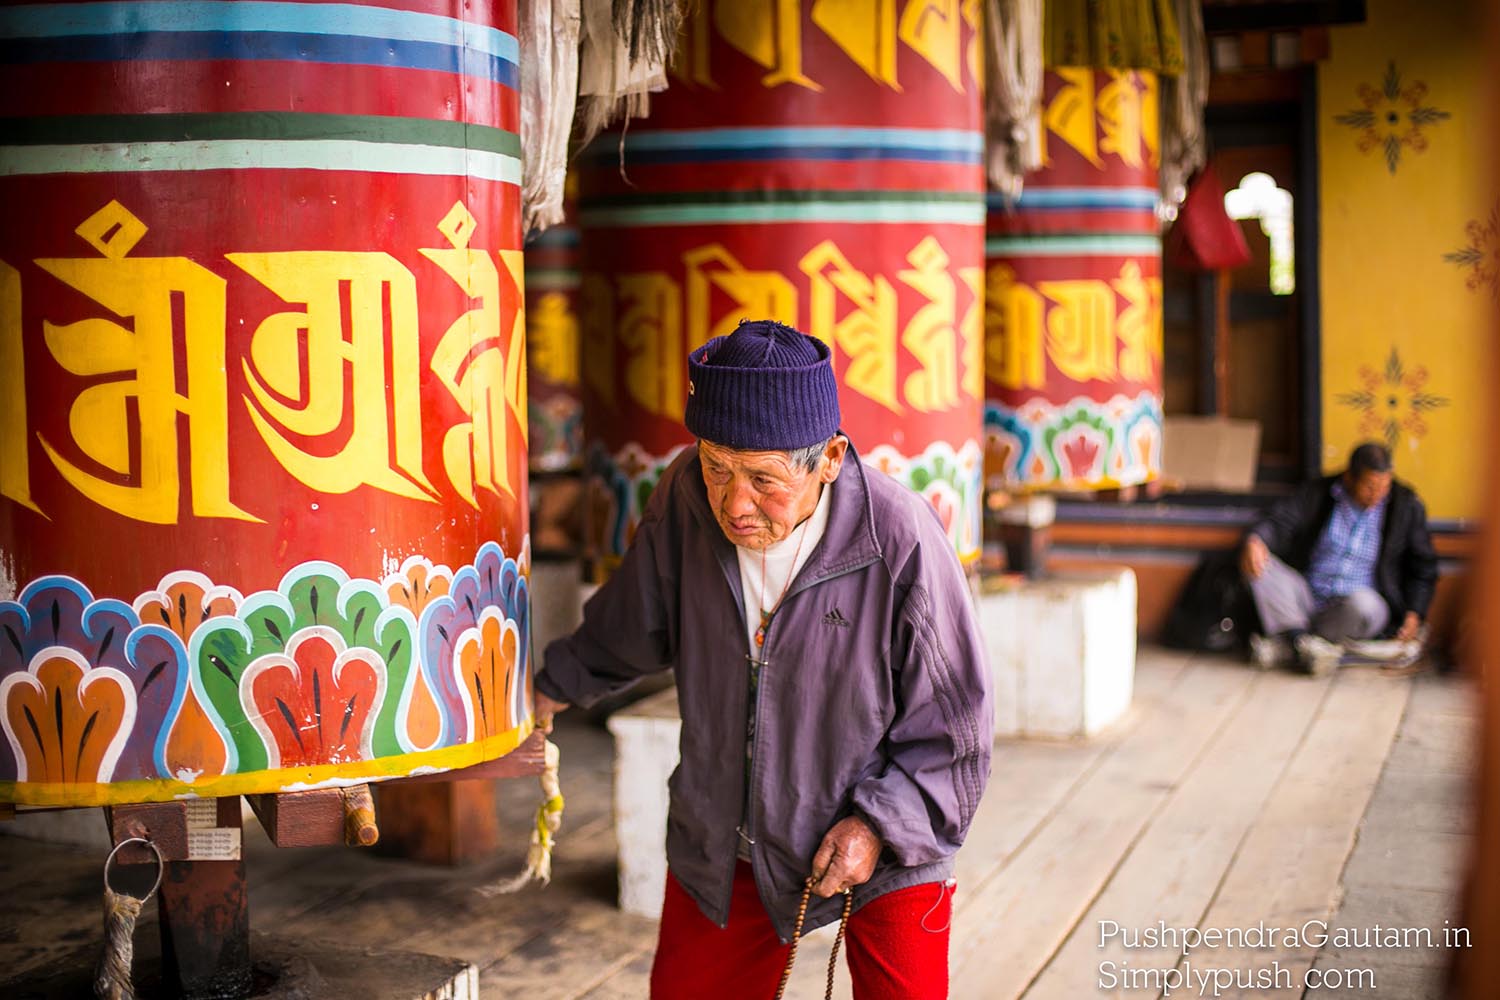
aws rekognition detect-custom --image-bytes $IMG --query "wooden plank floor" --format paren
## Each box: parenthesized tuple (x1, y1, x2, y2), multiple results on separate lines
(0, 648, 1475, 999)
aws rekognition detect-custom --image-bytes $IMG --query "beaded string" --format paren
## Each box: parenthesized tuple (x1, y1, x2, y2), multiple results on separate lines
(773, 876, 854, 1000)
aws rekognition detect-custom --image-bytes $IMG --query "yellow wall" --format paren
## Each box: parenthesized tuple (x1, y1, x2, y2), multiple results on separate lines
(1319, 0, 1489, 522)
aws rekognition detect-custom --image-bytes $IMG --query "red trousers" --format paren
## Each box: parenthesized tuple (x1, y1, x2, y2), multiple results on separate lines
(650, 862, 953, 1000)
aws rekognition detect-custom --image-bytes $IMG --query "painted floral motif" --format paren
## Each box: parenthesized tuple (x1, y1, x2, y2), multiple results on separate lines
(134, 571, 241, 781)
(241, 628, 384, 768)
(0, 538, 533, 801)
(455, 608, 524, 741)
(863, 440, 984, 561)
(1, 577, 187, 782)
(1443, 205, 1500, 298)
(133, 571, 243, 642)
(382, 556, 453, 619)
(192, 563, 418, 774)
(985, 393, 1161, 490)
(1334, 61, 1450, 175)
(1, 649, 134, 784)
(415, 542, 529, 750)
(588, 441, 685, 561)
(1335, 348, 1450, 449)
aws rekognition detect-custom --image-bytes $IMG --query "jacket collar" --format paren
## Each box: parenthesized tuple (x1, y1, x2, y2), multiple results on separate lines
(677, 440, 884, 600)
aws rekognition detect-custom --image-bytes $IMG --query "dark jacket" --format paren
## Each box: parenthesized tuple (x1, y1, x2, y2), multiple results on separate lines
(537, 445, 993, 940)
(1248, 475, 1438, 630)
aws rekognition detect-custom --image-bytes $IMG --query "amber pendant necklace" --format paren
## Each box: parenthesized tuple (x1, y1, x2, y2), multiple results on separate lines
(754, 520, 810, 648)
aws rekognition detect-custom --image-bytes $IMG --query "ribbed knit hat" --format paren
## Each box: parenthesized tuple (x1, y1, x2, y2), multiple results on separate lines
(684, 320, 840, 451)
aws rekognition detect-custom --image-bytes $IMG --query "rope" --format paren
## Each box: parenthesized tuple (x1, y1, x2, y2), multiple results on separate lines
(478, 738, 565, 895)
(93, 838, 163, 1000)
(774, 878, 854, 1000)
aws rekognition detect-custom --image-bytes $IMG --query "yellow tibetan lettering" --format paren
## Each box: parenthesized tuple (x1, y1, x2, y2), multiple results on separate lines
(421, 203, 527, 505)
(1039, 278, 1117, 382)
(799, 239, 901, 414)
(35, 202, 252, 524)
(957, 264, 983, 400)
(1098, 71, 1147, 169)
(985, 264, 1045, 391)
(812, 0, 898, 89)
(962, 0, 981, 94)
(0, 260, 38, 512)
(1041, 67, 1102, 168)
(1113, 260, 1161, 383)
(529, 292, 580, 388)
(684, 243, 798, 355)
(579, 273, 616, 410)
(671, 3, 716, 88)
(898, 237, 961, 413)
(898, 0, 964, 92)
(1139, 71, 1161, 168)
(618, 273, 684, 421)
(230, 249, 433, 502)
(712, 0, 820, 90)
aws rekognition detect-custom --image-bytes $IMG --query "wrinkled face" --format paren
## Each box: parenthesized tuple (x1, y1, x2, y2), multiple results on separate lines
(698, 438, 847, 550)
(1345, 470, 1393, 509)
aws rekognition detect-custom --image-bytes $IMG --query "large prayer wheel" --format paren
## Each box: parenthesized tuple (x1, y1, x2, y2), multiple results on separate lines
(0, 1, 531, 807)
(984, 69, 1164, 491)
(579, 0, 986, 566)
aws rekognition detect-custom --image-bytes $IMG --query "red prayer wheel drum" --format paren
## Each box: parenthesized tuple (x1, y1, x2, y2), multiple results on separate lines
(578, 1, 986, 567)
(0, 1, 532, 806)
(984, 68, 1165, 491)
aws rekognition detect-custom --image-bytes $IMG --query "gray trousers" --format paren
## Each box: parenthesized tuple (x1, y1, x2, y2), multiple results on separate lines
(1249, 554, 1390, 641)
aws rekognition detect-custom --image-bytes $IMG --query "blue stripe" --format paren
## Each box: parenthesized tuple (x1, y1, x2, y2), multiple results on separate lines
(0, 31, 517, 87)
(0, 2, 518, 62)
(600, 145, 981, 165)
(987, 188, 1159, 211)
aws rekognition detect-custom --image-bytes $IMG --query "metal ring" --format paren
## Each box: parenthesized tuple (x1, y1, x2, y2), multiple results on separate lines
(103, 837, 165, 902)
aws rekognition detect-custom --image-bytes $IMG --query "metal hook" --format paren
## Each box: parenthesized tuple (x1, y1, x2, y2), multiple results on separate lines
(103, 837, 165, 903)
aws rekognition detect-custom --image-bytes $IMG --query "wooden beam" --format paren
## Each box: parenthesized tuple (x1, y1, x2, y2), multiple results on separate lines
(244, 784, 380, 848)
(107, 800, 191, 864)
(375, 730, 547, 865)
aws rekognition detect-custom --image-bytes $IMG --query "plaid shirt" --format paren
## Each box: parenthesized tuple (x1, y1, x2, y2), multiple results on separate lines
(1306, 481, 1387, 603)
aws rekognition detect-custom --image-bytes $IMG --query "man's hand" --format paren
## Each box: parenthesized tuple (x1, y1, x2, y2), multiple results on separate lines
(1241, 535, 1269, 580)
(809, 816, 881, 899)
(534, 692, 570, 734)
(1396, 612, 1422, 642)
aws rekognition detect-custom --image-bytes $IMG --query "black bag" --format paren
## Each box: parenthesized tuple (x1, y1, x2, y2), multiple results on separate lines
(1163, 549, 1261, 653)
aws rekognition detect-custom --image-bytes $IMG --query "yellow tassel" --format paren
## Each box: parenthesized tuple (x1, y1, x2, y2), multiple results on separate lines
(478, 739, 564, 895)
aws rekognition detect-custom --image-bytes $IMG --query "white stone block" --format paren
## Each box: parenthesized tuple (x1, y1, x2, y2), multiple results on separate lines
(606, 686, 682, 918)
(979, 568, 1137, 739)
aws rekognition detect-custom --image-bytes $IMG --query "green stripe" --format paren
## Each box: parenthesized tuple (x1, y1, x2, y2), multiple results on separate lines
(2, 112, 519, 157)
(526, 268, 580, 289)
(985, 234, 1162, 256)
(581, 191, 985, 227)
(0, 140, 520, 183)
(582, 188, 980, 209)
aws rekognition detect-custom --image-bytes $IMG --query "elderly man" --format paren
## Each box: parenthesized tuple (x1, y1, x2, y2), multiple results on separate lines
(534, 320, 992, 999)
(1241, 442, 1437, 674)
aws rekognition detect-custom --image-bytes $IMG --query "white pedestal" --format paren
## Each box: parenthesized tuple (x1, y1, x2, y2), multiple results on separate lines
(980, 568, 1137, 739)
(605, 686, 681, 918)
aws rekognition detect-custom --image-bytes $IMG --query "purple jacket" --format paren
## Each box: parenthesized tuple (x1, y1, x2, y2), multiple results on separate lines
(538, 445, 993, 940)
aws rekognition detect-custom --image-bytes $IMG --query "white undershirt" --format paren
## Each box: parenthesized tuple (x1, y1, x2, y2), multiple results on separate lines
(734, 481, 833, 652)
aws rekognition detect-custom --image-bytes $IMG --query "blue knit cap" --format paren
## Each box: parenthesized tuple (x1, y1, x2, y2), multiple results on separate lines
(684, 320, 840, 451)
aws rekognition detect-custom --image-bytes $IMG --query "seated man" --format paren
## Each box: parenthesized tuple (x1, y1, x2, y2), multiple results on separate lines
(1240, 442, 1437, 674)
